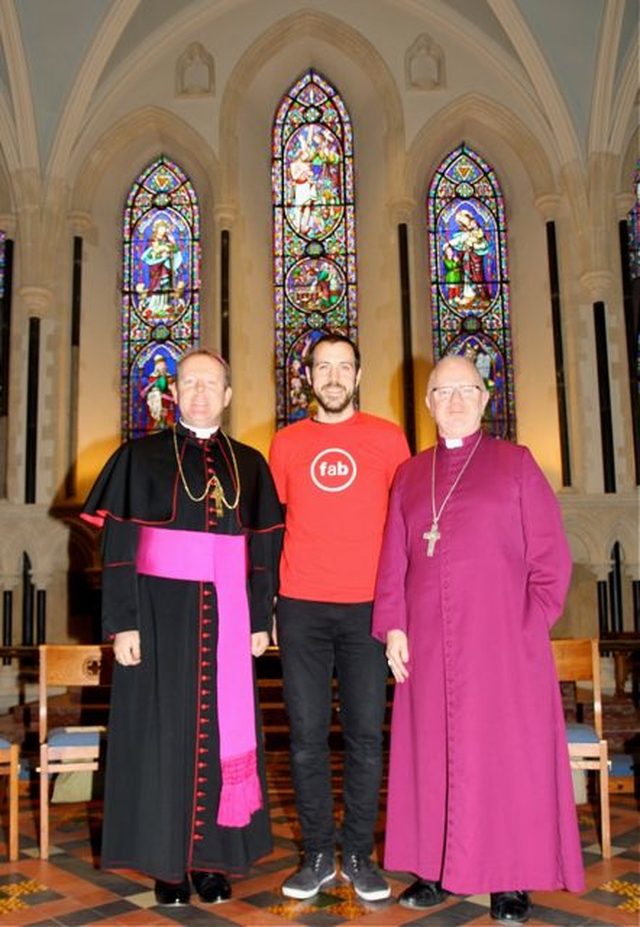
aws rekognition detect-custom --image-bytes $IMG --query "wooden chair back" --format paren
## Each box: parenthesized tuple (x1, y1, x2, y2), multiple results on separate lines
(550, 637, 610, 858)
(38, 644, 113, 743)
(38, 644, 113, 859)
(0, 741, 19, 860)
(551, 637, 603, 738)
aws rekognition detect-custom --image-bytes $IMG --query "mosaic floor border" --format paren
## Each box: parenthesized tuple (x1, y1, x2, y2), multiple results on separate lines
(0, 779, 636, 926)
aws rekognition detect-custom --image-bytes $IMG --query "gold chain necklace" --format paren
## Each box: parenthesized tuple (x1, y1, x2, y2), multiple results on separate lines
(172, 425, 241, 510)
(423, 432, 483, 557)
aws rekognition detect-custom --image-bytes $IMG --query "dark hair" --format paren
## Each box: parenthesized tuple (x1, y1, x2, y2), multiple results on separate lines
(177, 348, 232, 388)
(305, 332, 361, 372)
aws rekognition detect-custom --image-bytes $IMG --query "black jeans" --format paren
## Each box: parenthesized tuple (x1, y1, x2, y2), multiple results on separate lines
(276, 596, 388, 856)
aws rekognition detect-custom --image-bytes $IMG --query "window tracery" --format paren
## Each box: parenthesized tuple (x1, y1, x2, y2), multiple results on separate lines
(122, 156, 200, 440)
(428, 143, 515, 440)
(272, 69, 358, 428)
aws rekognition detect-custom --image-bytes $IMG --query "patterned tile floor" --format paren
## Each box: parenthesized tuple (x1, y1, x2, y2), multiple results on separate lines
(0, 759, 637, 926)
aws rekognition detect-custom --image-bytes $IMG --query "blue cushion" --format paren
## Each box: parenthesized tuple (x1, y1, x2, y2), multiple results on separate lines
(0, 737, 13, 749)
(565, 723, 599, 744)
(610, 753, 636, 777)
(47, 728, 104, 748)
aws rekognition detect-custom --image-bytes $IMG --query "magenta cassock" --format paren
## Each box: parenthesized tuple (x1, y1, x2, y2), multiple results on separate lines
(372, 431, 585, 895)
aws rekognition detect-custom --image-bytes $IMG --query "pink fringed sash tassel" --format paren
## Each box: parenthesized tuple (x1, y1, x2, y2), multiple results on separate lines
(136, 526, 262, 827)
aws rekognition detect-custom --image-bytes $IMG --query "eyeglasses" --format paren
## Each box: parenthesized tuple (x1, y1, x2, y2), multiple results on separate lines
(430, 384, 483, 401)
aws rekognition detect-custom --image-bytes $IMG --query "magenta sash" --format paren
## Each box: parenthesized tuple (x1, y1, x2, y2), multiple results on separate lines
(136, 526, 261, 828)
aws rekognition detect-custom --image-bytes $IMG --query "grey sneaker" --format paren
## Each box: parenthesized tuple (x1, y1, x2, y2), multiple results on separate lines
(341, 852, 391, 901)
(281, 851, 336, 899)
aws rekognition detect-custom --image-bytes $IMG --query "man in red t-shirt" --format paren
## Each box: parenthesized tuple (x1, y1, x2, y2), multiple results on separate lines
(269, 333, 410, 903)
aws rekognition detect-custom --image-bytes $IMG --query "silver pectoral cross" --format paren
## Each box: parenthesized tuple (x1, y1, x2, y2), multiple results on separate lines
(423, 521, 440, 557)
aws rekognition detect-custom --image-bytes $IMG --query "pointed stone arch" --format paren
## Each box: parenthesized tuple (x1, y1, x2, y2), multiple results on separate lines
(406, 92, 556, 206)
(218, 9, 405, 205)
(72, 106, 218, 216)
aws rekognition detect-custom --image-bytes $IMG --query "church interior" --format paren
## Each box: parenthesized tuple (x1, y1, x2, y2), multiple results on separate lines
(0, 0, 638, 923)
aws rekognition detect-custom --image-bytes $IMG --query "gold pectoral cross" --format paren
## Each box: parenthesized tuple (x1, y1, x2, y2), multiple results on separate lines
(210, 480, 224, 517)
(423, 521, 440, 557)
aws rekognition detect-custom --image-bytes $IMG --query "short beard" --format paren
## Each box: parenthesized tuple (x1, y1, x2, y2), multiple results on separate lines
(314, 386, 354, 415)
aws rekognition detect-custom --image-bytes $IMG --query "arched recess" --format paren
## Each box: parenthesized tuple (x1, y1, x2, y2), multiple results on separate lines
(72, 106, 218, 218)
(70, 107, 218, 497)
(71, 106, 217, 367)
(562, 510, 638, 570)
(406, 93, 557, 206)
(427, 143, 516, 440)
(213, 9, 407, 442)
(121, 156, 201, 441)
(404, 93, 560, 456)
(218, 9, 405, 206)
(272, 69, 358, 429)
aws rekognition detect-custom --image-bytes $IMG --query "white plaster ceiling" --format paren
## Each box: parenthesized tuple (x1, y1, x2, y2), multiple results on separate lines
(0, 0, 637, 174)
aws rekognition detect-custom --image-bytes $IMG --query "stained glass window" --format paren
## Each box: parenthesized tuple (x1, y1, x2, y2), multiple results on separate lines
(0, 230, 5, 301)
(0, 230, 6, 405)
(0, 230, 5, 414)
(628, 162, 640, 399)
(272, 69, 357, 429)
(122, 156, 200, 440)
(428, 143, 515, 440)
(628, 162, 640, 281)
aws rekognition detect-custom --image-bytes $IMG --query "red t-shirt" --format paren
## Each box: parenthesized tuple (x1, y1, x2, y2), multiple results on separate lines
(269, 412, 411, 602)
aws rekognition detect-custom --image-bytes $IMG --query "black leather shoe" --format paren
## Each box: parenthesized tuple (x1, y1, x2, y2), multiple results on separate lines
(398, 878, 450, 909)
(191, 870, 232, 903)
(490, 891, 531, 923)
(154, 877, 190, 905)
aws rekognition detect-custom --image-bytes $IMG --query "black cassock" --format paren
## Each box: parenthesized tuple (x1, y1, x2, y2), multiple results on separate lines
(81, 423, 283, 881)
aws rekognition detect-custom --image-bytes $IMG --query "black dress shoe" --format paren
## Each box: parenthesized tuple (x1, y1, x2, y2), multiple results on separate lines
(154, 877, 190, 905)
(398, 878, 450, 909)
(490, 891, 531, 923)
(191, 870, 232, 903)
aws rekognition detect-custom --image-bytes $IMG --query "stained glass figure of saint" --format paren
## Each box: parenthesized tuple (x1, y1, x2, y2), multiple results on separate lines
(428, 143, 515, 440)
(122, 157, 200, 440)
(273, 70, 358, 429)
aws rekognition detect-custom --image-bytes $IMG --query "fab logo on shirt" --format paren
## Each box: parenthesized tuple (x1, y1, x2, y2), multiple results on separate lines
(310, 448, 357, 492)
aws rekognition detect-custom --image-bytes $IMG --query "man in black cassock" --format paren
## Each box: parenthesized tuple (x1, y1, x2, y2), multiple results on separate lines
(81, 349, 283, 906)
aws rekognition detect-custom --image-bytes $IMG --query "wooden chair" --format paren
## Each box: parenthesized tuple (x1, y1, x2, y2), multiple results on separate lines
(551, 637, 611, 858)
(38, 644, 113, 859)
(0, 738, 19, 860)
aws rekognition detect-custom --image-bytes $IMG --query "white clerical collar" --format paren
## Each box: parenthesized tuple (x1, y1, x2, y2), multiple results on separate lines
(180, 418, 220, 440)
(439, 429, 483, 449)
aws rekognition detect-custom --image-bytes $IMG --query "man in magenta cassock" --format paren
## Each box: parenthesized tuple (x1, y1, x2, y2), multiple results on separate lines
(372, 355, 584, 925)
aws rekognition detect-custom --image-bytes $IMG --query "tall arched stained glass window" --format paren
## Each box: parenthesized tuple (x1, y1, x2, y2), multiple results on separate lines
(428, 143, 515, 440)
(628, 162, 640, 281)
(122, 156, 200, 440)
(627, 163, 640, 389)
(0, 230, 5, 402)
(0, 231, 5, 308)
(272, 69, 357, 429)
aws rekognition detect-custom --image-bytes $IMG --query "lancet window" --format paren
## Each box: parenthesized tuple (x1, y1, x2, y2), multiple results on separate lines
(272, 69, 358, 428)
(0, 231, 5, 297)
(121, 156, 200, 440)
(628, 163, 640, 282)
(628, 164, 640, 389)
(427, 143, 515, 440)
